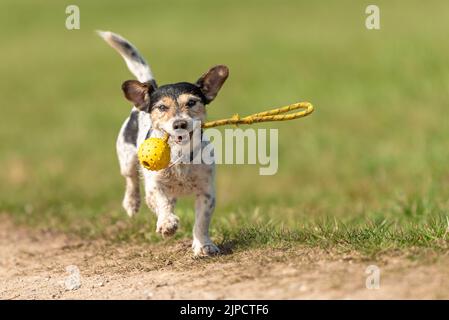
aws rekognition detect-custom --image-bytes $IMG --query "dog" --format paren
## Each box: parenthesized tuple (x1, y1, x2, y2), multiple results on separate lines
(98, 31, 228, 256)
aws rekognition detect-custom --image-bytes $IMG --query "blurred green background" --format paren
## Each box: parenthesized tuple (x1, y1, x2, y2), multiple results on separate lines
(1, 0, 449, 250)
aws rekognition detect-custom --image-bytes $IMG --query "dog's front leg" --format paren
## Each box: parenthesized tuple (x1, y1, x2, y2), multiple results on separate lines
(145, 186, 179, 238)
(192, 191, 219, 256)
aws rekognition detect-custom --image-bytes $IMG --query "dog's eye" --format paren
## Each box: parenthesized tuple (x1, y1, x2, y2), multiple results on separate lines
(186, 99, 197, 108)
(157, 105, 168, 112)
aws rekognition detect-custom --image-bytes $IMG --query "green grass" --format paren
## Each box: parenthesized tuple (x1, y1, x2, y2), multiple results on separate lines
(1, 0, 449, 258)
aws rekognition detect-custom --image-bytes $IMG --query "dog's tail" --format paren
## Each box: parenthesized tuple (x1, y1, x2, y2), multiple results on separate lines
(96, 30, 154, 83)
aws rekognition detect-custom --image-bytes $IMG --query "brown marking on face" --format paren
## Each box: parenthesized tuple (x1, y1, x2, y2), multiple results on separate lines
(150, 93, 206, 131)
(150, 96, 177, 128)
(176, 93, 206, 122)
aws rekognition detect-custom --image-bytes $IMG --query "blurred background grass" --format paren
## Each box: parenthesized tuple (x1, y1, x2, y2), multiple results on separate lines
(1, 0, 449, 252)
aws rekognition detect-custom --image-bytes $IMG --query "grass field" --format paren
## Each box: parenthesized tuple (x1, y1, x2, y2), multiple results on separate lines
(2, 0, 449, 262)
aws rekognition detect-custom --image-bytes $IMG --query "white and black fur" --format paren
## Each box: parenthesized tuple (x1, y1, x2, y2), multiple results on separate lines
(97, 31, 228, 256)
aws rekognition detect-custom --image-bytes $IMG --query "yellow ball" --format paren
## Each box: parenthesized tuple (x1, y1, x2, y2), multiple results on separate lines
(138, 137, 171, 171)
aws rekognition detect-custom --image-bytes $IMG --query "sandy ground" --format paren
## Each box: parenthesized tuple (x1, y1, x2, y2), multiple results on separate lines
(1, 217, 449, 300)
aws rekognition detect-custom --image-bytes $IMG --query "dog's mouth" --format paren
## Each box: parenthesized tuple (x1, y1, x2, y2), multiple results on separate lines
(172, 131, 193, 145)
(174, 135, 185, 144)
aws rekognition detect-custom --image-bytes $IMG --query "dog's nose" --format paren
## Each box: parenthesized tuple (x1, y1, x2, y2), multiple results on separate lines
(172, 120, 188, 130)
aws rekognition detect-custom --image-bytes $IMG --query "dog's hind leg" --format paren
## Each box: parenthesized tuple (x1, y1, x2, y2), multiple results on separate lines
(117, 109, 141, 217)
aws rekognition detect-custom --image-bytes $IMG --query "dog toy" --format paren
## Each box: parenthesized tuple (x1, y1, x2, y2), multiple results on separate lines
(138, 135, 171, 171)
(138, 101, 314, 171)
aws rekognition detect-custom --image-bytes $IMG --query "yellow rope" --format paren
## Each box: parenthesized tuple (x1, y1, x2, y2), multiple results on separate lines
(202, 102, 314, 129)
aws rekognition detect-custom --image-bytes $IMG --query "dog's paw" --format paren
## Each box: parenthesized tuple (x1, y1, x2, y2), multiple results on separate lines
(122, 193, 140, 217)
(192, 240, 220, 257)
(156, 214, 179, 237)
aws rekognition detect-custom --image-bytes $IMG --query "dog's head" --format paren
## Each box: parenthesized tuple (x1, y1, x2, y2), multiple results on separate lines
(122, 65, 228, 144)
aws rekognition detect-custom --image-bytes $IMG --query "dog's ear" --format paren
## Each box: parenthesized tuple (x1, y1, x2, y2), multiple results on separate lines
(121, 80, 155, 109)
(196, 65, 229, 104)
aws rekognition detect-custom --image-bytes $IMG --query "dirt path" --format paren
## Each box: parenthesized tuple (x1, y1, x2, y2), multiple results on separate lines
(1, 217, 449, 299)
